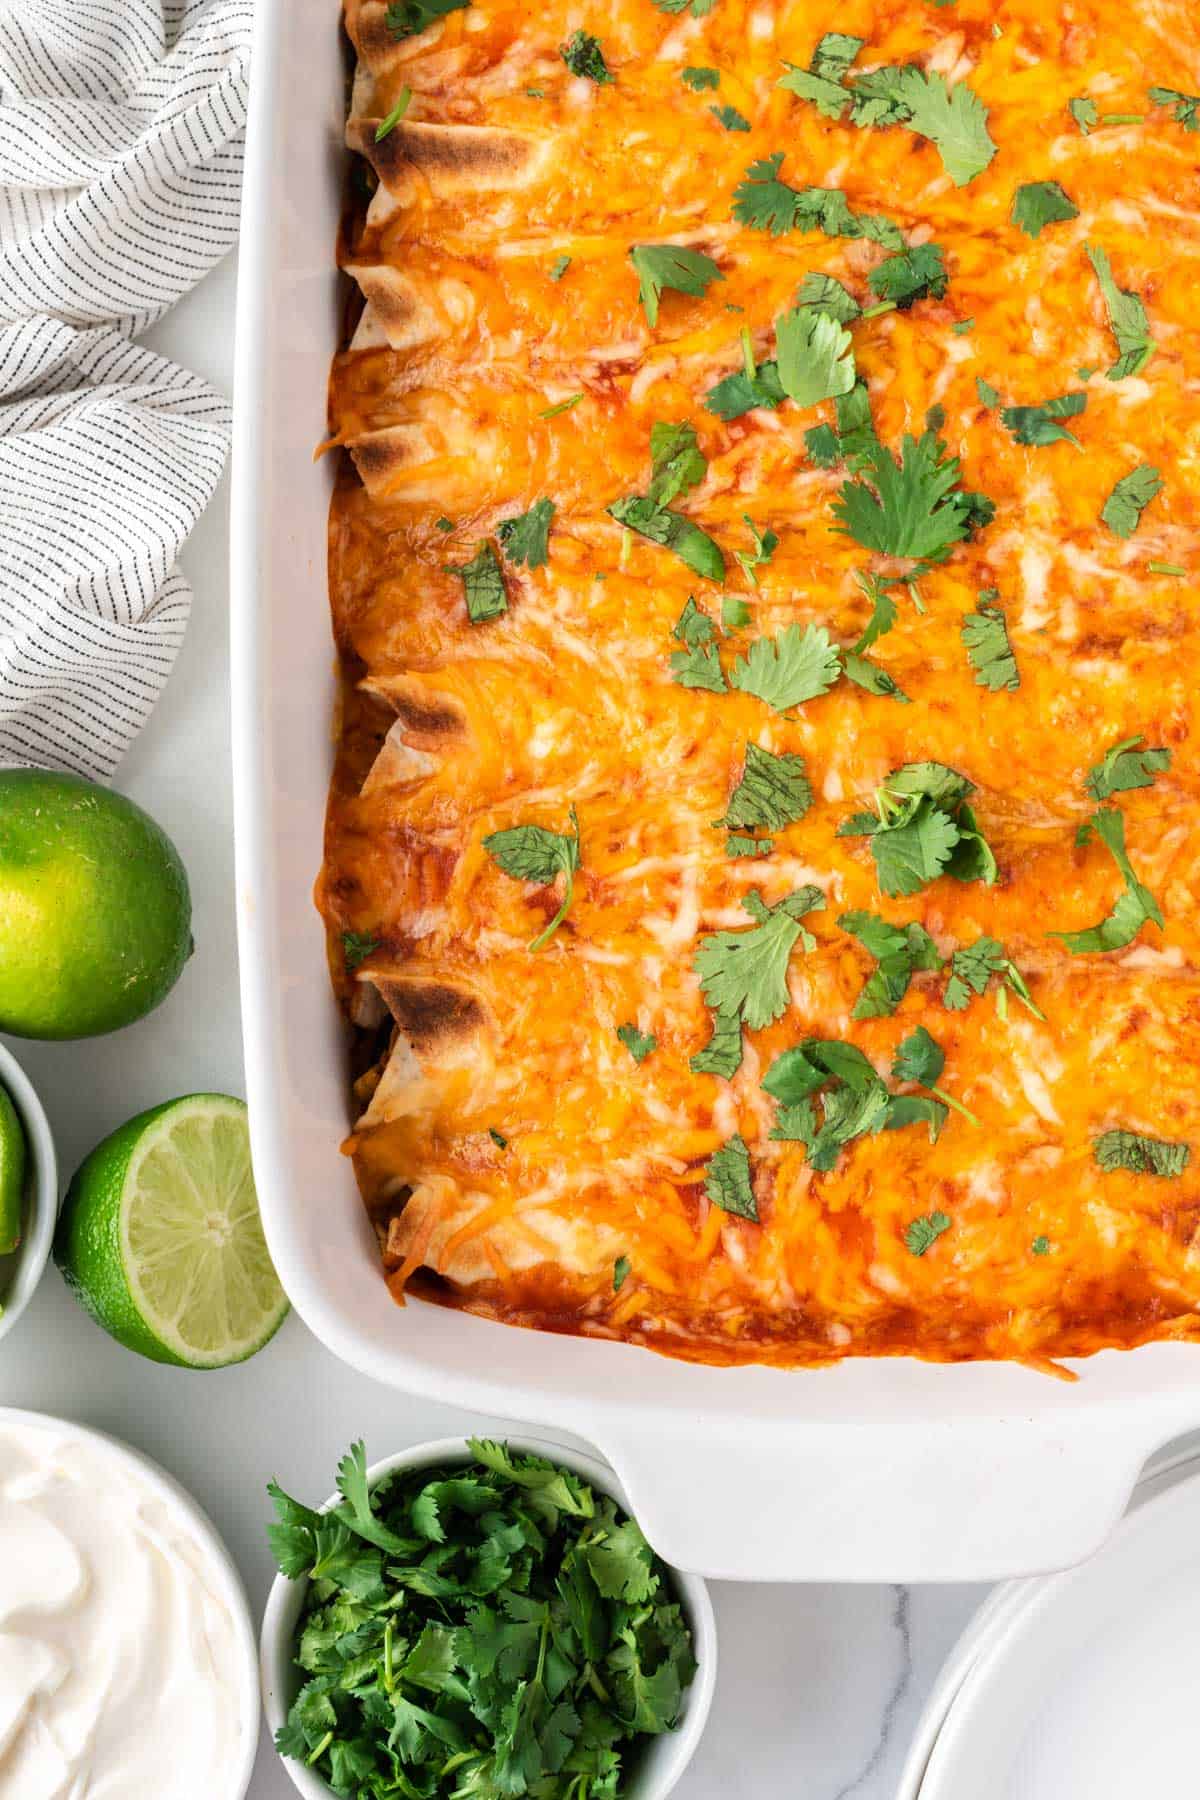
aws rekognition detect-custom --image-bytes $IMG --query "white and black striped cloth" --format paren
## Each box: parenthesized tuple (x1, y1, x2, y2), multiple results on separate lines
(0, 0, 250, 778)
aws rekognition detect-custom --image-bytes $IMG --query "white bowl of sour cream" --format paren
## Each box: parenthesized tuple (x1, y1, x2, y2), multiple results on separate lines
(0, 1408, 259, 1797)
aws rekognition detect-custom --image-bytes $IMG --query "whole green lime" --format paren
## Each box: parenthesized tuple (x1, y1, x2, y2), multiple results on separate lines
(0, 769, 192, 1039)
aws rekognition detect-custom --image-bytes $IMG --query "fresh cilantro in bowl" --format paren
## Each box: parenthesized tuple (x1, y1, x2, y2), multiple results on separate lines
(267, 1438, 699, 1798)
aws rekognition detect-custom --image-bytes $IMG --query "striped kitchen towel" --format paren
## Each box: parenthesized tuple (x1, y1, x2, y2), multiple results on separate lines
(0, 0, 251, 779)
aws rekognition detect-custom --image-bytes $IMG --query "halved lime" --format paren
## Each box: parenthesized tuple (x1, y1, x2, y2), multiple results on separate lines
(0, 1085, 25, 1256)
(54, 1095, 288, 1367)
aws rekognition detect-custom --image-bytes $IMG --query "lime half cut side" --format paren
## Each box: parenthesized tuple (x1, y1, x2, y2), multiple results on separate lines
(55, 1094, 288, 1368)
(0, 1084, 26, 1257)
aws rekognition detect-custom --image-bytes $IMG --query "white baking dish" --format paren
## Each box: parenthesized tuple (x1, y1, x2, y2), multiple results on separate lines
(229, 0, 1200, 1583)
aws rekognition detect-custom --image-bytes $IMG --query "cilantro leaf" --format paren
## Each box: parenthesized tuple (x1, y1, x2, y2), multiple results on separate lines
(731, 155, 902, 246)
(693, 886, 823, 1029)
(384, 0, 468, 39)
(498, 498, 555, 568)
(711, 104, 750, 131)
(450, 542, 507, 622)
(616, 1023, 656, 1064)
(1050, 806, 1163, 954)
(1085, 735, 1171, 801)
(866, 243, 948, 309)
(613, 1254, 632, 1290)
(729, 623, 842, 710)
(611, 426, 724, 580)
(654, 0, 716, 13)
(703, 1133, 758, 1219)
(795, 272, 862, 324)
(904, 1210, 951, 1255)
(669, 597, 726, 692)
(717, 742, 812, 831)
(734, 515, 778, 587)
(1149, 84, 1200, 131)
(961, 592, 1019, 690)
(1100, 462, 1163, 537)
(705, 358, 786, 420)
(943, 934, 1044, 1017)
(1087, 243, 1155, 379)
(549, 254, 571, 281)
(839, 910, 940, 1017)
(850, 66, 997, 186)
(776, 33, 864, 119)
(1094, 1129, 1190, 1178)
(762, 1038, 892, 1170)
(1070, 96, 1099, 133)
(833, 425, 986, 564)
(682, 66, 720, 91)
(1000, 391, 1087, 447)
(630, 244, 724, 326)
(482, 809, 581, 950)
(840, 763, 997, 899)
(775, 306, 856, 407)
(341, 929, 379, 970)
(852, 571, 898, 650)
(689, 1007, 743, 1077)
(841, 652, 910, 703)
(891, 1024, 944, 1086)
(335, 1442, 412, 1553)
(561, 30, 613, 83)
(1011, 181, 1079, 238)
(726, 834, 773, 857)
(732, 153, 802, 234)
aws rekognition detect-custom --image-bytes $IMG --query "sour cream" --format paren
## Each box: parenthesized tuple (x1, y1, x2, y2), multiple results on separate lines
(0, 1418, 249, 1797)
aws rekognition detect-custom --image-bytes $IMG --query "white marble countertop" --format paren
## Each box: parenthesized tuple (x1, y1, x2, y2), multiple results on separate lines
(0, 251, 986, 1798)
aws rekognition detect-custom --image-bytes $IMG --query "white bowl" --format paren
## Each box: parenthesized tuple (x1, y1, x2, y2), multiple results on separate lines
(0, 1039, 59, 1341)
(0, 1405, 260, 1795)
(261, 1434, 718, 1800)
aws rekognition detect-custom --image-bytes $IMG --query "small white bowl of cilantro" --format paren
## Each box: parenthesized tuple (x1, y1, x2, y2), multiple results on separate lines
(260, 1435, 717, 1800)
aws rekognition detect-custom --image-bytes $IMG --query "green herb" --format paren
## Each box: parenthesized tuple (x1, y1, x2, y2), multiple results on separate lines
(729, 623, 842, 710)
(1149, 560, 1186, 576)
(731, 154, 903, 246)
(839, 762, 997, 898)
(866, 243, 948, 310)
(832, 424, 991, 564)
(715, 742, 812, 832)
(1000, 391, 1087, 447)
(435, 515, 454, 531)
(1148, 84, 1200, 131)
(375, 86, 413, 141)
(722, 595, 752, 628)
(943, 935, 1044, 1018)
(539, 394, 583, 419)
(711, 104, 750, 131)
(762, 1039, 891, 1169)
(694, 887, 823, 1030)
(731, 153, 802, 234)
(1101, 463, 1163, 537)
(682, 65, 720, 90)
(777, 33, 865, 119)
(860, 67, 996, 185)
(482, 808, 580, 950)
(1070, 96, 1099, 133)
(548, 254, 571, 282)
(1086, 244, 1155, 379)
(891, 1025, 978, 1124)
(1094, 1129, 1190, 1178)
(838, 910, 941, 1018)
(851, 570, 898, 650)
(1086, 735, 1171, 801)
(1011, 180, 1079, 238)
(342, 930, 379, 970)
(630, 244, 723, 327)
(704, 349, 786, 421)
(734, 516, 778, 586)
(775, 305, 856, 407)
(669, 597, 726, 692)
(840, 652, 910, 704)
(689, 1007, 744, 1078)
(613, 1255, 632, 1290)
(904, 1210, 951, 1255)
(609, 424, 724, 581)
(962, 591, 1018, 691)
(1031, 1235, 1050, 1255)
(561, 29, 612, 83)
(725, 834, 773, 858)
(952, 318, 974, 335)
(804, 423, 841, 466)
(976, 377, 999, 408)
(654, 0, 716, 14)
(450, 542, 507, 622)
(1050, 806, 1163, 954)
(384, 0, 468, 40)
(489, 1127, 508, 1149)
(270, 1439, 695, 1797)
(497, 497, 555, 568)
(703, 1133, 758, 1219)
(616, 1023, 656, 1064)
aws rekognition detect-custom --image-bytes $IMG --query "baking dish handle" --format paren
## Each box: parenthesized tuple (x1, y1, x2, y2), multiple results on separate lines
(595, 1410, 1170, 1583)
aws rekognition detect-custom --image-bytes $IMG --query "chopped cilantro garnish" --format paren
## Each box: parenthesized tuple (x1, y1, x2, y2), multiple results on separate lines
(832, 422, 991, 564)
(497, 497, 554, 568)
(891, 1024, 978, 1124)
(725, 834, 773, 858)
(1070, 96, 1099, 134)
(777, 33, 864, 120)
(796, 271, 862, 324)
(630, 244, 723, 326)
(1100, 462, 1163, 537)
(962, 591, 1019, 691)
(690, 1008, 743, 1078)
(852, 570, 898, 649)
(841, 652, 910, 704)
(609, 424, 724, 581)
(561, 29, 612, 83)
(952, 317, 974, 335)
(839, 762, 997, 898)
(1094, 1129, 1190, 1177)
(705, 344, 785, 421)
(711, 104, 750, 131)
(731, 154, 903, 246)
(489, 1126, 508, 1148)
(704, 1133, 758, 1220)
(482, 808, 580, 950)
(716, 742, 812, 832)
(729, 623, 842, 710)
(722, 595, 752, 628)
(694, 886, 824, 1030)
(1050, 806, 1163, 954)
(375, 85, 412, 141)
(539, 394, 583, 419)
(734, 516, 778, 586)
(341, 930, 379, 970)
(435, 515, 454, 531)
(732, 153, 802, 235)
(384, 0, 467, 39)
(1148, 84, 1200, 131)
(783, 47, 995, 186)
(654, 0, 716, 13)
(943, 935, 1044, 1018)
(548, 254, 571, 281)
(866, 243, 948, 310)
(613, 1254, 632, 1290)
(838, 910, 941, 1018)
(976, 377, 999, 407)
(616, 1023, 656, 1064)
(669, 597, 726, 692)
(682, 66, 720, 91)
(762, 1039, 890, 1169)
(775, 305, 856, 407)
(1031, 1235, 1050, 1255)
(1086, 244, 1155, 379)
(1000, 391, 1087, 447)
(450, 542, 507, 622)
(1011, 180, 1079, 238)
(904, 1210, 951, 1255)
(1149, 560, 1187, 577)
(1085, 735, 1170, 801)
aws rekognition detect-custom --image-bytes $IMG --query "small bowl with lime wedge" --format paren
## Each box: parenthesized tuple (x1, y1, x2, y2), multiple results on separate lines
(0, 1039, 58, 1341)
